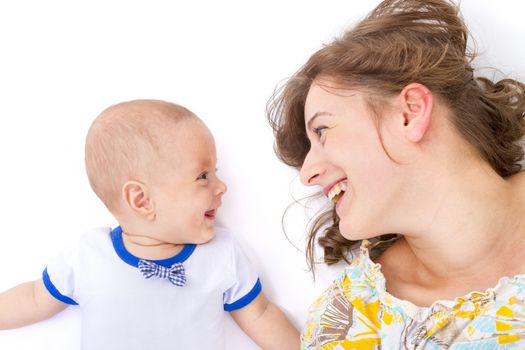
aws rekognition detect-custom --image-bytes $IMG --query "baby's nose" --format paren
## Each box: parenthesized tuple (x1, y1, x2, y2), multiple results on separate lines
(216, 178, 227, 195)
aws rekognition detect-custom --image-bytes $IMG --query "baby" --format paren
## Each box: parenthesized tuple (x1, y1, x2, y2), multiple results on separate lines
(0, 100, 299, 349)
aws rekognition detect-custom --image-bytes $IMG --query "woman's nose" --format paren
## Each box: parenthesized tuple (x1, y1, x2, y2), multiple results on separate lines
(299, 148, 323, 186)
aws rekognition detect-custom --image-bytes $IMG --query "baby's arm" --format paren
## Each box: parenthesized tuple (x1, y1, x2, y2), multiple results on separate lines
(231, 292, 299, 350)
(0, 278, 67, 329)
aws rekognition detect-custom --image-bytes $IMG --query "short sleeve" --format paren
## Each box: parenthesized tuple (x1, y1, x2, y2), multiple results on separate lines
(42, 243, 79, 305)
(222, 239, 261, 312)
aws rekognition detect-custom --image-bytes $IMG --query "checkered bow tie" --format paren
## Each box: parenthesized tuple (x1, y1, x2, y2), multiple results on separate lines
(138, 259, 186, 287)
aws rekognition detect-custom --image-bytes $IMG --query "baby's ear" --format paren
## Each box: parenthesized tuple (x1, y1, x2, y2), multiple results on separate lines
(121, 180, 155, 220)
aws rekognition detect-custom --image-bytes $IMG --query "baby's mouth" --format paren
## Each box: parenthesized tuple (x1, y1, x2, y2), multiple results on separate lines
(205, 209, 216, 219)
(328, 181, 347, 205)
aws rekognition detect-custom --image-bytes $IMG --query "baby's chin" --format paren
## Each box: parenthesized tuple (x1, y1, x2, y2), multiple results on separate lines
(197, 236, 215, 244)
(185, 228, 215, 245)
(168, 236, 214, 246)
(197, 231, 216, 244)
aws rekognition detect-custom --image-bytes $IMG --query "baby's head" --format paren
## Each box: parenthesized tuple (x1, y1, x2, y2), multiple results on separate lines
(85, 99, 227, 244)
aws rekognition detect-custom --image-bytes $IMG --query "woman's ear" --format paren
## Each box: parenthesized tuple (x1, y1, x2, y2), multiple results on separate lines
(121, 180, 155, 220)
(399, 83, 433, 143)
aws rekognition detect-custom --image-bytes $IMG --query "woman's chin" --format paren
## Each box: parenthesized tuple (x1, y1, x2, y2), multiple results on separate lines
(339, 218, 378, 241)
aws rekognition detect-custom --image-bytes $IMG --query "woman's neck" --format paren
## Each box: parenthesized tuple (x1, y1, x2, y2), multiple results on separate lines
(399, 163, 525, 286)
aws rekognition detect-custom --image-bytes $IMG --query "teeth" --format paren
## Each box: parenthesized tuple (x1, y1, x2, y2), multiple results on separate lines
(328, 182, 347, 203)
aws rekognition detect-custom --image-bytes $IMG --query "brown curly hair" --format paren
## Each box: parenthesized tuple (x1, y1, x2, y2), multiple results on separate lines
(267, 0, 525, 271)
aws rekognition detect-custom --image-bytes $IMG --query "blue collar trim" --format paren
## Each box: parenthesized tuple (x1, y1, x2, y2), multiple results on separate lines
(111, 226, 196, 268)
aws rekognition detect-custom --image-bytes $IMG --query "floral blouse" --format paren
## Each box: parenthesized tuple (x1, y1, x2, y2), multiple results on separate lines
(301, 240, 525, 349)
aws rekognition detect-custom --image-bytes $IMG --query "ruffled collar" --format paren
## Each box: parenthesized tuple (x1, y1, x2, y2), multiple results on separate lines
(344, 239, 525, 321)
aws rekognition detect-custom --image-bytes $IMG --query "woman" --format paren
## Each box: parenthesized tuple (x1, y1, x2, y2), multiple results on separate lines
(268, 0, 525, 348)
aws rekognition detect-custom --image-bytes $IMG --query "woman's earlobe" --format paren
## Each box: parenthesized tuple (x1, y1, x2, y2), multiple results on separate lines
(401, 83, 433, 143)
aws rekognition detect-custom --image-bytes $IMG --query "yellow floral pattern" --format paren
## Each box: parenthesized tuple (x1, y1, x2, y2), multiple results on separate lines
(301, 241, 525, 349)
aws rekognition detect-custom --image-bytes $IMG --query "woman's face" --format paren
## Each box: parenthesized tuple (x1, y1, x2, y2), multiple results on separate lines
(300, 80, 405, 240)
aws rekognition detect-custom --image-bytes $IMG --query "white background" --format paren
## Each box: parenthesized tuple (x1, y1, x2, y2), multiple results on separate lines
(0, 1, 524, 349)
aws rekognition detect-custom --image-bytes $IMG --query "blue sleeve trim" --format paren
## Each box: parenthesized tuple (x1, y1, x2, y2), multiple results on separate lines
(42, 267, 78, 306)
(224, 278, 262, 312)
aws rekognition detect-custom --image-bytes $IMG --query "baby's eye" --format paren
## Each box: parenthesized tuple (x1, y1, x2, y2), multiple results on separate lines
(196, 171, 209, 181)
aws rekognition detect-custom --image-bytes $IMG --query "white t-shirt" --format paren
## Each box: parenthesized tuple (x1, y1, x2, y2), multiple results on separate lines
(43, 226, 261, 350)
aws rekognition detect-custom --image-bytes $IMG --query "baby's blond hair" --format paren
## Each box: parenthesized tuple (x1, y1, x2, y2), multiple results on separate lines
(85, 99, 195, 212)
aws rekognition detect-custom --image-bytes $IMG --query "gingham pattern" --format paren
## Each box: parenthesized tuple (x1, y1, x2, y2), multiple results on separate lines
(138, 259, 186, 287)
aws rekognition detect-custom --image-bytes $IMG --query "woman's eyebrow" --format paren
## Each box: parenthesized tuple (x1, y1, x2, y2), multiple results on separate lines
(306, 112, 333, 130)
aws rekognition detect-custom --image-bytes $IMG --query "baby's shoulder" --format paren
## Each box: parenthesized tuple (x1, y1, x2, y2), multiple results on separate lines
(74, 226, 113, 251)
(79, 226, 112, 241)
(195, 226, 251, 263)
(206, 226, 237, 249)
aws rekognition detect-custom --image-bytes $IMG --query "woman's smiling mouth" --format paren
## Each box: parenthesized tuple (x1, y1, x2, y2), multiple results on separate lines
(326, 180, 347, 204)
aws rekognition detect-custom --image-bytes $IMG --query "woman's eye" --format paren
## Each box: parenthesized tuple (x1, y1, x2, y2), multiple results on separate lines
(313, 126, 327, 138)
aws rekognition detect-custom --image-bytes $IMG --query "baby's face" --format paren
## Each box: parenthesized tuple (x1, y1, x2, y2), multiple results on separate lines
(147, 118, 227, 244)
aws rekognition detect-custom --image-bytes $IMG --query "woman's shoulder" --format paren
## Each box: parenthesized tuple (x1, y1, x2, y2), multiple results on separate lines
(507, 169, 525, 186)
(507, 170, 525, 205)
(303, 236, 525, 349)
(309, 238, 393, 311)
(504, 170, 525, 268)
